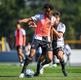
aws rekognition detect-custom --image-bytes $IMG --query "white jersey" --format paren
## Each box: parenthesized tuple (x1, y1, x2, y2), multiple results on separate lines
(52, 22, 66, 49)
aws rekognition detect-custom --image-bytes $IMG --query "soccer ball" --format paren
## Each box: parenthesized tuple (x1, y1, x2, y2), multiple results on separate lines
(25, 69, 34, 78)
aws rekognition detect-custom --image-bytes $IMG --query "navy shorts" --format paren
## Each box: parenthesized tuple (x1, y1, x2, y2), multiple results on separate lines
(31, 39, 53, 52)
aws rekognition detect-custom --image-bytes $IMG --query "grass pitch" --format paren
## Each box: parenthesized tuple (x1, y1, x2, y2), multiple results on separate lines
(0, 63, 81, 80)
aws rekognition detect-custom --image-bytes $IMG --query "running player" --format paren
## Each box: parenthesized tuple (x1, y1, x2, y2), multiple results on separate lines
(18, 3, 56, 78)
(15, 22, 26, 66)
(51, 11, 67, 76)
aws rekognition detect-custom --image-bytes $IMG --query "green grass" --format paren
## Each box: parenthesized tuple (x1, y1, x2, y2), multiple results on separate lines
(0, 63, 81, 80)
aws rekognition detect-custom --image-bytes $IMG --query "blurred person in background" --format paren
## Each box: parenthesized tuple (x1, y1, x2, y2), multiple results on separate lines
(15, 22, 26, 66)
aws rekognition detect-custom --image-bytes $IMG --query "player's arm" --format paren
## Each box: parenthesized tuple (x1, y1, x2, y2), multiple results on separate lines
(52, 27, 63, 38)
(18, 18, 37, 28)
(28, 21, 37, 28)
(18, 18, 33, 23)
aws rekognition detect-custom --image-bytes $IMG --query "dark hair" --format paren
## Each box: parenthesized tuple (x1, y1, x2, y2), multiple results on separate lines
(53, 11, 61, 17)
(43, 3, 53, 10)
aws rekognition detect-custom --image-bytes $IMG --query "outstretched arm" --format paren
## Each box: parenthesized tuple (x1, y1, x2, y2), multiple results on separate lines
(18, 18, 32, 23)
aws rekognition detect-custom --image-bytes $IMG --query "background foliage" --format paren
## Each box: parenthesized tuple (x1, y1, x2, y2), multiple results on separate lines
(0, 0, 81, 49)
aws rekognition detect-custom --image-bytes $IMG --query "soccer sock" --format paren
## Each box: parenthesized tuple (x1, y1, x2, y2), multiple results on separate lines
(36, 61, 41, 74)
(21, 56, 32, 73)
(53, 56, 56, 64)
(60, 59, 65, 70)
(60, 59, 68, 77)
(36, 59, 51, 75)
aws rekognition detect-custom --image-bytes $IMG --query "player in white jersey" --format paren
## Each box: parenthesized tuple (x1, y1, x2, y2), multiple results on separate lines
(39, 11, 67, 77)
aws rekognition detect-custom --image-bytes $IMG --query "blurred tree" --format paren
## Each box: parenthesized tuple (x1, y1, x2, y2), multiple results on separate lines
(0, 0, 81, 49)
(0, 0, 25, 49)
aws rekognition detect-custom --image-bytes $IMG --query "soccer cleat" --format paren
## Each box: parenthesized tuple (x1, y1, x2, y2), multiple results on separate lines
(19, 73, 25, 78)
(39, 64, 44, 75)
(34, 63, 43, 76)
(40, 67, 44, 74)
(40, 63, 50, 74)
(62, 69, 67, 77)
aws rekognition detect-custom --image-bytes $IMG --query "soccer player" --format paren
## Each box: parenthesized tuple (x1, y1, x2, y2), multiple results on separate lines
(18, 3, 56, 78)
(15, 22, 26, 66)
(39, 11, 68, 77)
(52, 11, 67, 76)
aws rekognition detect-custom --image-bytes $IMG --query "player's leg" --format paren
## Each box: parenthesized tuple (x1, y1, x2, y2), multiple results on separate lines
(41, 51, 53, 66)
(17, 46, 25, 66)
(57, 48, 67, 77)
(22, 49, 36, 72)
(40, 50, 53, 75)
(34, 53, 46, 76)
(19, 48, 36, 78)
(51, 55, 57, 67)
(19, 39, 38, 78)
(34, 42, 53, 76)
(41, 42, 53, 66)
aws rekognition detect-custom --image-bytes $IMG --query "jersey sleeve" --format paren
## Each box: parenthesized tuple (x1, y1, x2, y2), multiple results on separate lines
(58, 23, 66, 33)
(31, 14, 41, 21)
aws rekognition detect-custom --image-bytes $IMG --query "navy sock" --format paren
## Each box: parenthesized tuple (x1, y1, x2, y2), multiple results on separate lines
(60, 59, 65, 70)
